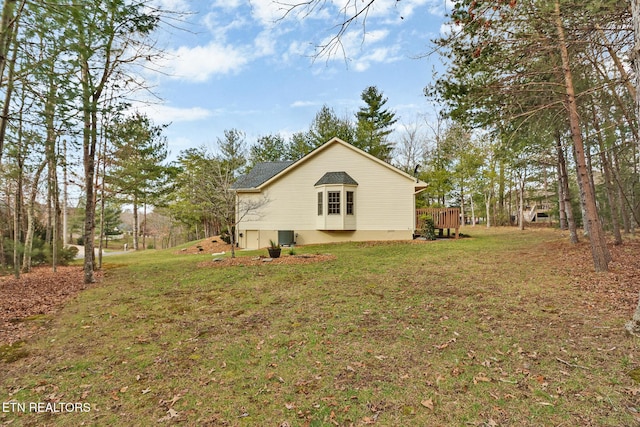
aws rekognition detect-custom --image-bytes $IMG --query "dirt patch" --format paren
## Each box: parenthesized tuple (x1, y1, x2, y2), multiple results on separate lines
(199, 253, 336, 267)
(175, 236, 233, 255)
(178, 236, 337, 266)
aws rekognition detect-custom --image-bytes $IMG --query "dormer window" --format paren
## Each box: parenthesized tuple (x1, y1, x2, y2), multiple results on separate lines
(315, 172, 358, 230)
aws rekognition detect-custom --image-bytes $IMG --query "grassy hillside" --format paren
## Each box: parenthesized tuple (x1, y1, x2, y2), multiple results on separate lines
(1, 227, 639, 426)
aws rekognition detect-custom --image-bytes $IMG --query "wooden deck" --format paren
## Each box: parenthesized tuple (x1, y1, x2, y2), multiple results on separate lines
(416, 208, 461, 238)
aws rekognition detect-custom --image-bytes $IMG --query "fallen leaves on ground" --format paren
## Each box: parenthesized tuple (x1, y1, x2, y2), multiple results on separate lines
(174, 236, 232, 255)
(552, 237, 640, 315)
(0, 266, 101, 345)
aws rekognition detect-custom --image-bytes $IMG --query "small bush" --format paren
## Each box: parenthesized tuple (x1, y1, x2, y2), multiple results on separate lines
(59, 246, 79, 264)
(421, 214, 436, 241)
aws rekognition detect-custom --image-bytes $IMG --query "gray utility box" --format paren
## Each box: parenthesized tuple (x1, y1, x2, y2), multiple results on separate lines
(278, 230, 295, 246)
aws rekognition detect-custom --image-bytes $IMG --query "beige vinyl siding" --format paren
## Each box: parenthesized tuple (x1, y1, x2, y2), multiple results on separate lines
(236, 141, 419, 248)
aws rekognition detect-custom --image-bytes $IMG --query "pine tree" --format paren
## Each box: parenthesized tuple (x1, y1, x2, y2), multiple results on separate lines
(355, 86, 397, 162)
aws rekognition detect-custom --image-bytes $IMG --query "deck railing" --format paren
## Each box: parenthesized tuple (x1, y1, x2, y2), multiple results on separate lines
(416, 207, 461, 238)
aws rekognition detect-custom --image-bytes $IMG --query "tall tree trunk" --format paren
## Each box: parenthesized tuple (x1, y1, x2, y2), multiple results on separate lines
(556, 153, 567, 231)
(470, 192, 476, 226)
(23, 160, 47, 273)
(517, 167, 526, 230)
(611, 148, 631, 234)
(44, 69, 60, 272)
(0, 194, 5, 269)
(625, 0, 640, 335)
(12, 91, 26, 278)
(554, 0, 610, 271)
(556, 132, 578, 243)
(592, 107, 622, 245)
(12, 180, 21, 279)
(143, 200, 147, 250)
(63, 139, 69, 244)
(96, 126, 107, 268)
(81, 60, 98, 284)
(0, 0, 25, 166)
(133, 196, 139, 251)
(460, 185, 465, 226)
(484, 192, 491, 228)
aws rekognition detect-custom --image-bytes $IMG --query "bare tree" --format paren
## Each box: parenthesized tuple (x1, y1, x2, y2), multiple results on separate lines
(394, 119, 427, 174)
(211, 161, 269, 258)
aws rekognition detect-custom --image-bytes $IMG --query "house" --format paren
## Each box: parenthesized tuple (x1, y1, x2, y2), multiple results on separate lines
(232, 137, 428, 249)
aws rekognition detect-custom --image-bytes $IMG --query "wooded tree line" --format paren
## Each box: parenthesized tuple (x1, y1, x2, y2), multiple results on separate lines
(1, 0, 639, 292)
(426, 0, 636, 273)
(0, 1, 171, 283)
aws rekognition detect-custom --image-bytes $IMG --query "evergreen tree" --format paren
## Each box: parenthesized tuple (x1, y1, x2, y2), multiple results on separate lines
(217, 128, 246, 176)
(355, 86, 397, 162)
(107, 112, 170, 250)
(248, 134, 287, 166)
(308, 105, 355, 147)
(286, 131, 314, 160)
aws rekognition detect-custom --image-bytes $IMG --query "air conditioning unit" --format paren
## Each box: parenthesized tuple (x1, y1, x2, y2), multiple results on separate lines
(278, 230, 295, 246)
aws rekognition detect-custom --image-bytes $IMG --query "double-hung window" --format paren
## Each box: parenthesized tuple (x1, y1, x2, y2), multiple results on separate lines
(328, 191, 341, 214)
(346, 191, 354, 215)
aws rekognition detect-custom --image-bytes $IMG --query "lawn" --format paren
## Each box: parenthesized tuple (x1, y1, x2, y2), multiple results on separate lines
(1, 227, 639, 426)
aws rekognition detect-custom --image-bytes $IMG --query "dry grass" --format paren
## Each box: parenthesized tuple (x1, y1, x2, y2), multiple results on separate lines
(1, 227, 639, 426)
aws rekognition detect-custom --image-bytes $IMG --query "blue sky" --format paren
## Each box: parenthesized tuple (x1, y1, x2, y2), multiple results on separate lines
(141, 0, 453, 159)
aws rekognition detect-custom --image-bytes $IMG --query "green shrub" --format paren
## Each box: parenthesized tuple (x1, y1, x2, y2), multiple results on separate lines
(421, 214, 436, 241)
(59, 245, 79, 264)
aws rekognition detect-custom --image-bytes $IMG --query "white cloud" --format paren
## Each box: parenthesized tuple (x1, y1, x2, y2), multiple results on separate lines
(321, 0, 432, 22)
(211, 0, 242, 11)
(142, 104, 213, 123)
(202, 11, 248, 41)
(352, 46, 401, 71)
(254, 29, 277, 57)
(248, 0, 285, 27)
(160, 42, 249, 81)
(283, 40, 313, 63)
(318, 28, 398, 69)
(316, 28, 382, 60)
(291, 100, 318, 108)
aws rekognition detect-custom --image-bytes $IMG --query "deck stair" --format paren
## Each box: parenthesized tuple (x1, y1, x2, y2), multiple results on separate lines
(525, 203, 552, 222)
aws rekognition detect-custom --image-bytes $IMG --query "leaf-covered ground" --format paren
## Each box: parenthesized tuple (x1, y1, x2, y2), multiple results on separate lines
(1, 228, 639, 426)
(0, 267, 102, 345)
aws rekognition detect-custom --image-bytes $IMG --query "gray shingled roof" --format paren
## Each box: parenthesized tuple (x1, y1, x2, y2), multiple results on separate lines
(314, 171, 358, 186)
(232, 161, 295, 189)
